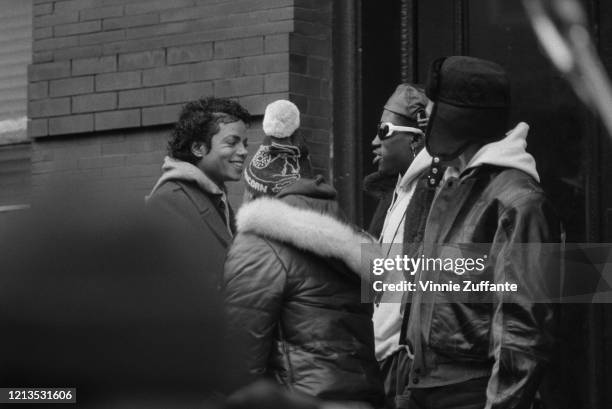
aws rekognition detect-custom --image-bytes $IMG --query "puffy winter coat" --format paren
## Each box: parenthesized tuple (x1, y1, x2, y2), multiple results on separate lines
(223, 178, 384, 406)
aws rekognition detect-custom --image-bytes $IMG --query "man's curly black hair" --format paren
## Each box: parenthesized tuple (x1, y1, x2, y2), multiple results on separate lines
(168, 97, 251, 165)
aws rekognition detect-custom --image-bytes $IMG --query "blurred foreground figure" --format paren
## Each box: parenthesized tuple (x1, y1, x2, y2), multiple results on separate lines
(224, 100, 384, 407)
(0, 188, 228, 408)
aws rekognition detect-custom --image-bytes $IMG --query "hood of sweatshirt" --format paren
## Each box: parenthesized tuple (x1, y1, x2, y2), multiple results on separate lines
(398, 148, 433, 190)
(145, 156, 226, 202)
(461, 122, 540, 182)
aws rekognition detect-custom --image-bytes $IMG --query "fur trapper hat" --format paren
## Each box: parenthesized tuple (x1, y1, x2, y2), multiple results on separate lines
(424, 56, 510, 161)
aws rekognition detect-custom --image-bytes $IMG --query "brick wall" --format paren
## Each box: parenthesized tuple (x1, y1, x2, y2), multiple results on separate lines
(28, 0, 334, 202)
(30, 120, 263, 209)
(290, 0, 332, 175)
(0, 143, 30, 207)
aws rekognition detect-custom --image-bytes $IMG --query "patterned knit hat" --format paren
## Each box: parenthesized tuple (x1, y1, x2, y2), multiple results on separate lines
(244, 100, 312, 197)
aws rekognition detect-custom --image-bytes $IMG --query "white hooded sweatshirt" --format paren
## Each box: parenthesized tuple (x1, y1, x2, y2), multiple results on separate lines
(447, 122, 539, 182)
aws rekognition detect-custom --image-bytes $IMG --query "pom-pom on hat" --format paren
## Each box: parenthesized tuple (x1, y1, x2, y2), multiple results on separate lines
(262, 100, 300, 138)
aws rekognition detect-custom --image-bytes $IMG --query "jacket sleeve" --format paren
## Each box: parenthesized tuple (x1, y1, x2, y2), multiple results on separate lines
(223, 233, 287, 387)
(486, 196, 562, 409)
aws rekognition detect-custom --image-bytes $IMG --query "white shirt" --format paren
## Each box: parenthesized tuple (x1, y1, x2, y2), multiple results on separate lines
(372, 175, 418, 361)
(372, 149, 432, 361)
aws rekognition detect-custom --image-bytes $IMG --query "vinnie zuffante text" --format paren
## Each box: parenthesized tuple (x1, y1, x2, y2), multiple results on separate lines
(371, 255, 518, 293)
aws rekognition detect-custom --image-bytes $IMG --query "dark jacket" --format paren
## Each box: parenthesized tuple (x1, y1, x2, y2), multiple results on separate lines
(404, 124, 562, 409)
(146, 158, 233, 289)
(224, 178, 384, 406)
(363, 171, 397, 237)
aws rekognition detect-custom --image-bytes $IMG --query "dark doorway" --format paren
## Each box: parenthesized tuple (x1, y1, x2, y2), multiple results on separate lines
(415, 2, 593, 408)
(415, 0, 588, 242)
(360, 0, 402, 229)
(357, 0, 607, 408)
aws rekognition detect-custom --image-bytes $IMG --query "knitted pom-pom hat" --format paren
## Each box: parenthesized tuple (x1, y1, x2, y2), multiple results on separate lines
(262, 99, 300, 138)
(244, 100, 313, 197)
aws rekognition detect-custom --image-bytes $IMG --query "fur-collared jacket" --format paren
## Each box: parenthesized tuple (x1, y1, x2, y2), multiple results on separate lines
(223, 178, 384, 406)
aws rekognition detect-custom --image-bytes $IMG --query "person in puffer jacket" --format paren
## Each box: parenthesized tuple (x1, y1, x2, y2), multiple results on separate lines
(223, 100, 384, 408)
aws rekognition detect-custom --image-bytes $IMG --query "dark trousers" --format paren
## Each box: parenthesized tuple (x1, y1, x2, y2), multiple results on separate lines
(406, 377, 488, 409)
(379, 348, 412, 409)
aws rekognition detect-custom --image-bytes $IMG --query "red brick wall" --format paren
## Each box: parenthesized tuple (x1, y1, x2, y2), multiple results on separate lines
(28, 0, 333, 202)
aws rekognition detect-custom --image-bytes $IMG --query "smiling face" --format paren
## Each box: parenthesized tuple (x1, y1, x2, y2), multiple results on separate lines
(195, 120, 248, 186)
(371, 110, 423, 176)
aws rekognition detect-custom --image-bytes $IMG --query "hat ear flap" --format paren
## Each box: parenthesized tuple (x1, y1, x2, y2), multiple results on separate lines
(425, 57, 447, 101)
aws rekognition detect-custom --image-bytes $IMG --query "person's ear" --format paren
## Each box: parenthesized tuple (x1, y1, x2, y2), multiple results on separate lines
(191, 141, 208, 158)
(417, 110, 429, 129)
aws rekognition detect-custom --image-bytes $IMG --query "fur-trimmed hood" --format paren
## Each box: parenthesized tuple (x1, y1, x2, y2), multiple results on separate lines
(236, 197, 376, 278)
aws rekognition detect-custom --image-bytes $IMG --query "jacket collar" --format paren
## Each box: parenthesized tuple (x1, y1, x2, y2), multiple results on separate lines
(178, 181, 232, 247)
(236, 197, 373, 278)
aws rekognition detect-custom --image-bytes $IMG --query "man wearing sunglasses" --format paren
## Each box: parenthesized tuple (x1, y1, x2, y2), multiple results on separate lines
(366, 84, 446, 409)
(401, 56, 562, 409)
(365, 85, 431, 238)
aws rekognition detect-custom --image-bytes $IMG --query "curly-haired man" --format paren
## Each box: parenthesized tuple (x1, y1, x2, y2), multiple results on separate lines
(146, 97, 250, 289)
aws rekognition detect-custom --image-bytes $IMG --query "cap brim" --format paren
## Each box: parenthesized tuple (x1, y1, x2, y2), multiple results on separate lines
(425, 102, 472, 161)
(425, 101, 508, 161)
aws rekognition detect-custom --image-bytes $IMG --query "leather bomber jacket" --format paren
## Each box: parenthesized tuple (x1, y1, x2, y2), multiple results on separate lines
(403, 165, 563, 409)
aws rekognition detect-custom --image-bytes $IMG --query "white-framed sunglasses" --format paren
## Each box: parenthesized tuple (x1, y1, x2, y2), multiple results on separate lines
(377, 122, 424, 140)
